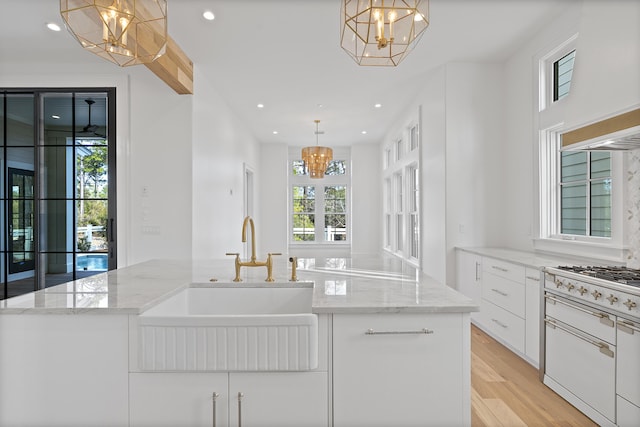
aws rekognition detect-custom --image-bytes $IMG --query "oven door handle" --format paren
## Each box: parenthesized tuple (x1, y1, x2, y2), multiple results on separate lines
(545, 318, 615, 358)
(545, 294, 614, 327)
(618, 320, 640, 334)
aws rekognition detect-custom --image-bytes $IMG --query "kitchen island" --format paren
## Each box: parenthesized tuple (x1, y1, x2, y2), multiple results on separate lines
(0, 256, 477, 427)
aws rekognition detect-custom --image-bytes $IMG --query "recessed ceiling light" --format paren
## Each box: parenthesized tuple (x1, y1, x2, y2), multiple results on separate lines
(273, 131, 279, 135)
(47, 23, 61, 32)
(51, 115, 61, 119)
(374, 103, 382, 108)
(317, 104, 324, 108)
(361, 130, 367, 134)
(203, 11, 215, 21)
(257, 104, 264, 109)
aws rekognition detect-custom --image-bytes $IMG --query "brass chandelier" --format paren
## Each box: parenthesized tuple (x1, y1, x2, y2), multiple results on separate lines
(340, 0, 430, 66)
(60, 0, 168, 67)
(302, 120, 333, 179)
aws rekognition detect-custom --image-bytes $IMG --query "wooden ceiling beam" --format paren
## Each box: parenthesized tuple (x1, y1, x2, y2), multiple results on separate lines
(145, 36, 194, 95)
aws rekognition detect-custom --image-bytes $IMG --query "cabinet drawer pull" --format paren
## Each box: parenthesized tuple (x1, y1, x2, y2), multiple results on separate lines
(526, 275, 540, 281)
(237, 392, 244, 427)
(491, 266, 508, 272)
(475, 262, 481, 281)
(491, 288, 508, 297)
(618, 320, 640, 334)
(212, 392, 220, 427)
(545, 294, 614, 327)
(545, 318, 614, 357)
(365, 328, 434, 335)
(491, 318, 508, 328)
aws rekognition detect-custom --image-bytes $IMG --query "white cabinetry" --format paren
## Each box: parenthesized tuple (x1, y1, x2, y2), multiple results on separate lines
(616, 317, 640, 426)
(478, 258, 526, 354)
(456, 250, 482, 320)
(0, 314, 129, 427)
(332, 313, 470, 427)
(456, 249, 542, 367)
(130, 372, 328, 427)
(525, 268, 541, 365)
(130, 373, 228, 427)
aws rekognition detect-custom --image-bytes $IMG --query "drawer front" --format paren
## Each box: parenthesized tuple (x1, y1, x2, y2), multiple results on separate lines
(478, 300, 525, 353)
(544, 293, 616, 344)
(483, 258, 525, 283)
(332, 313, 467, 427)
(482, 274, 525, 317)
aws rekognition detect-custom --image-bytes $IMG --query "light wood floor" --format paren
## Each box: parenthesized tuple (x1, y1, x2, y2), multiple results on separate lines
(471, 325, 598, 427)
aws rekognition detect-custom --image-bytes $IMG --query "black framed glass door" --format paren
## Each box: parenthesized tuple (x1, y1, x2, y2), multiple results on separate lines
(1, 89, 117, 299)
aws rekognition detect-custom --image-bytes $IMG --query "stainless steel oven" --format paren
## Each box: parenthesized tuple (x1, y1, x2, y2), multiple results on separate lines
(542, 266, 640, 427)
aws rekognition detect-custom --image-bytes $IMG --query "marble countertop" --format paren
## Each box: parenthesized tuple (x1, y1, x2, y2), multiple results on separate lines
(456, 247, 616, 269)
(0, 256, 478, 315)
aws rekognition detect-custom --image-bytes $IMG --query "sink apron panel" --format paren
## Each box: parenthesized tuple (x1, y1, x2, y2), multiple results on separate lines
(138, 314, 318, 371)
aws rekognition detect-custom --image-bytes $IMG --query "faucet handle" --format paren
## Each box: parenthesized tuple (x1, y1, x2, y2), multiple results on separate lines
(225, 252, 240, 257)
(265, 253, 281, 282)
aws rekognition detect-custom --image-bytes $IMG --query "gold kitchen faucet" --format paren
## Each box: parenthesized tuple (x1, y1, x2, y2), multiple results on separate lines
(226, 216, 280, 282)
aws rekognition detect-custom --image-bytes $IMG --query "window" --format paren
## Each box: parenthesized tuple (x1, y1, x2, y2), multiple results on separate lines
(553, 50, 575, 102)
(289, 148, 350, 245)
(559, 151, 611, 237)
(407, 165, 419, 260)
(539, 34, 577, 111)
(383, 118, 420, 264)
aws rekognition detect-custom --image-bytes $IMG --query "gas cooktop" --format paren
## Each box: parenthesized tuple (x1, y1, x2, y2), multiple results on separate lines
(556, 265, 640, 287)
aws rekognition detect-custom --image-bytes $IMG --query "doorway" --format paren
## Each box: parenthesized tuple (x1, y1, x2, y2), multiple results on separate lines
(1, 89, 117, 299)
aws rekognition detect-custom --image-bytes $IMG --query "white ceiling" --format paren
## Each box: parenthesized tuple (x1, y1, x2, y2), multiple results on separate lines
(1, 0, 577, 147)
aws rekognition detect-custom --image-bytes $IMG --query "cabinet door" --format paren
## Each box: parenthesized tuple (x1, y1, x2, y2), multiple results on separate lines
(130, 373, 228, 427)
(333, 313, 469, 427)
(456, 250, 482, 309)
(525, 268, 541, 366)
(229, 372, 328, 427)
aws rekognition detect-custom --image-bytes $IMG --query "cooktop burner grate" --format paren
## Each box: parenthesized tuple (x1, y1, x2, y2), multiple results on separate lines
(557, 265, 640, 287)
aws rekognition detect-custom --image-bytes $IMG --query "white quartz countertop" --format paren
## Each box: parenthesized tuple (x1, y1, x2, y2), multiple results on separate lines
(456, 247, 616, 270)
(0, 256, 477, 315)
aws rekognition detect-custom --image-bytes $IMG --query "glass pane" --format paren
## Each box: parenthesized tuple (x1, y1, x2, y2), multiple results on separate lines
(410, 213, 419, 258)
(41, 146, 74, 198)
(385, 214, 391, 247)
(325, 160, 346, 175)
(561, 183, 586, 235)
(77, 200, 108, 253)
(0, 94, 4, 146)
(324, 186, 346, 213)
(6, 94, 34, 146)
(293, 186, 315, 212)
(75, 95, 108, 143)
(325, 214, 346, 241)
(410, 126, 418, 150)
(76, 253, 108, 272)
(554, 50, 575, 101)
(39, 200, 74, 252)
(76, 145, 109, 199)
(591, 180, 611, 237)
(293, 214, 315, 241)
(396, 214, 403, 250)
(292, 160, 306, 176)
(561, 151, 587, 182)
(43, 93, 73, 146)
(7, 276, 35, 299)
(591, 152, 611, 179)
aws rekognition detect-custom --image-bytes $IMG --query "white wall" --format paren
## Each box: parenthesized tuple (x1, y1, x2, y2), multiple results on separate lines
(258, 143, 289, 255)
(382, 63, 504, 287)
(191, 66, 261, 260)
(351, 142, 381, 256)
(444, 62, 505, 285)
